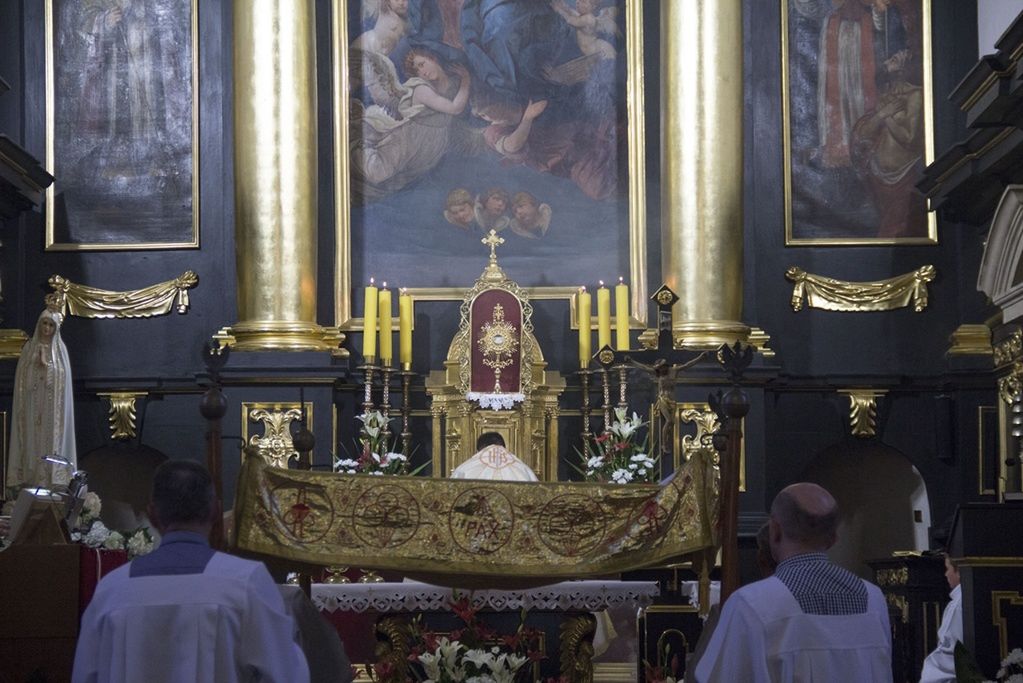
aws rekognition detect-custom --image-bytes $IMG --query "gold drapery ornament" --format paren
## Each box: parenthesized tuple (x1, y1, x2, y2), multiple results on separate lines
(994, 328, 1023, 368)
(786, 265, 936, 313)
(839, 390, 887, 438)
(97, 392, 147, 440)
(48, 271, 198, 319)
(998, 361, 1023, 404)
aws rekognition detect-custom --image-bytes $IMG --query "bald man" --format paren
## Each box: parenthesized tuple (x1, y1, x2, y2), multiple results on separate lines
(694, 483, 892, 682)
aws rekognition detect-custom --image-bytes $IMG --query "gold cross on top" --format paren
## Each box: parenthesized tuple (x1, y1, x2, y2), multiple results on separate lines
(482, 230, 505, 260)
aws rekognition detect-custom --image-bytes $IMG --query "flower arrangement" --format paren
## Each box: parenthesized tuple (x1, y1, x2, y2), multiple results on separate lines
(72, 491, 155, 557)
(334, 410, 413, 476)
(369, 596, 544, 683)
(578, 406, 658, 484)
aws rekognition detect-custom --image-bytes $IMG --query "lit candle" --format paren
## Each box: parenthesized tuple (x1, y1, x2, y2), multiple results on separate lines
(578, 287, 591, 368)
(597, 281, 611, 350)
(362, 278, 378, 360)
(399, 288, 412, 367)
(378, 283, 393, 364)
(615, 276, 629, 351)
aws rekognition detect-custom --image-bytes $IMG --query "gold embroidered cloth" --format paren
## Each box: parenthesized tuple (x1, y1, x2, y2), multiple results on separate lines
(233, 450, 718, 581)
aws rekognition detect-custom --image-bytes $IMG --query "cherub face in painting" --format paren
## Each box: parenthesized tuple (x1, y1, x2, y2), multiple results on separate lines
(484, 194, 507, 216)
(514, 200, 540, 228)
(576, 0, 598, 14)
(410, 54, 442, 82)
(387, 0, 409, 16)
(449, 201, 475, 226)
(38, 317, 56, 340)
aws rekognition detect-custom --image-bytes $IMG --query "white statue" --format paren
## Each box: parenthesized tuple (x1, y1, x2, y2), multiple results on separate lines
(7, 309, 77, 493)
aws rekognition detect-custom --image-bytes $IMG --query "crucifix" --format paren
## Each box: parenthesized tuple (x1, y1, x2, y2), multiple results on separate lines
(482, 230, 504, 260)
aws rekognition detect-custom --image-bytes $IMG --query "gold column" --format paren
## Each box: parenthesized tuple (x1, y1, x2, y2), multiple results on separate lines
(228, 0, 340, 351)
(661, 0, 749, 348)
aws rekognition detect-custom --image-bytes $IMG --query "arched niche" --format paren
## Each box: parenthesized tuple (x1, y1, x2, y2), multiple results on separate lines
(798, 441, 932, 579)
(978, 185, 1023, 322)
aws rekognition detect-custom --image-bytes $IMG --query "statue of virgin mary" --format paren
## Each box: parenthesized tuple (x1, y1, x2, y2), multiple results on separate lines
(6, 309, 77, 493)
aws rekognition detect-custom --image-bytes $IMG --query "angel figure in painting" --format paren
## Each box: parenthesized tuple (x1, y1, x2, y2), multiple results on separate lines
(474, 187, 512, 232)
(444, 187, 479, 230)
(6, 309, 77, 495)
(551, 0, 617, 61)
(352, 0, 410, 56)
(509, 191, 551, 239)
(350, 47, 471, 201)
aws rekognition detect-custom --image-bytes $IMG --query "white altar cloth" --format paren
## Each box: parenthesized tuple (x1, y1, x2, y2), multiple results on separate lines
(312, 580, 659, 614)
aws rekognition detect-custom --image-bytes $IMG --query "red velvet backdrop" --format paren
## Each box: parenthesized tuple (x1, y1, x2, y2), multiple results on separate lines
(470, 290, 523, 393)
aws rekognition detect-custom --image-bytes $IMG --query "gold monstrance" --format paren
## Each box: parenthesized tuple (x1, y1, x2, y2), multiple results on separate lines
(478, 303, 519, 393)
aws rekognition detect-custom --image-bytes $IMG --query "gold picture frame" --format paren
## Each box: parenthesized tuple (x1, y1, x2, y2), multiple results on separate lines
(781, 0, 937, 246)
(44, 0, 200, 251)
(332, 0, 648, 330)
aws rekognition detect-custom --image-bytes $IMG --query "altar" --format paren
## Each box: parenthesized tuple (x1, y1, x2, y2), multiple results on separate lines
(309, 580, 660, 682)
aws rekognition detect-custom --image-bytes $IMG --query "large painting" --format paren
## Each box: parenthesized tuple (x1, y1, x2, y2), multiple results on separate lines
(782, 0, 936, 245)
(334, 0, 647, 328)
(45, 0, 198, 251)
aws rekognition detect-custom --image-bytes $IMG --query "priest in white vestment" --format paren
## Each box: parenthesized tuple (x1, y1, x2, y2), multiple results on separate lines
(451, 432, 539, 481)
(73, 460, 309, 683)
(919, 553, 963, 683)
(694, 483, 892, 683)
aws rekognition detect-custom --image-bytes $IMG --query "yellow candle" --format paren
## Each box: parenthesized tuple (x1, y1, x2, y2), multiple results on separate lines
(578, 287, 591, 368)
(378, 284, 393, 364)
(362, 279, 378, 359)
(597, 282, 611, 350)
(615, 277, 629, 350)
(399, 289, 412, 366)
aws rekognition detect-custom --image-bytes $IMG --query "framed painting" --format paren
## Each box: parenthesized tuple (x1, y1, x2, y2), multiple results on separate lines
(44, 0, 199, 251)
(782, 0, 936, 246)
(333, 0, 648, 329)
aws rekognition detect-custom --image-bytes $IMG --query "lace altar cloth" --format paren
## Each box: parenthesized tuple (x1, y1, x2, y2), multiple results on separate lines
(312, 580, 659, 614)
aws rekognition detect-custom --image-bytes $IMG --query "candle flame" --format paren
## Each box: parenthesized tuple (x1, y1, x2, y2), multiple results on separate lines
(382, 281, 387, 288)
(370, 277, 375, 285)
(401, 287, 407, 294)
(599, 280, 605, 287)
(619, 276, 624, 283)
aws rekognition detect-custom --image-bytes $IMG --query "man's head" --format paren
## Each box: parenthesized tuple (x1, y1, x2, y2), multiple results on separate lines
(148, 460, 217, 535)
(942, 551, 960, 590)
(768, 482, 839, 562)
(476, 432, 505, 450)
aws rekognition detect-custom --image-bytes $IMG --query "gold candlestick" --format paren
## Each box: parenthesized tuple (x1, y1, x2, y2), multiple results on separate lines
(601, 367, 611, 433)
(360, 358, 378, 415)
(380, 365, 393, 442)
(400, 369, 414, 455)
(578, 370, 593, 444)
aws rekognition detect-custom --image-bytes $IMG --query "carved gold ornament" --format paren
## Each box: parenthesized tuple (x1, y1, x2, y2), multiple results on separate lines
(994, 329, 1023, 368)
(885, 592, 909, 623)
(839, 390, 887, 438)
(478, 303, 519, 393)
(247, 406, 306, 468)
(97, 392, 147, 440)
(786, 265, 936, 312)
(998, 361, 1023, 404)
(876, 567, 909, 587)
(48, 271, 198, 318)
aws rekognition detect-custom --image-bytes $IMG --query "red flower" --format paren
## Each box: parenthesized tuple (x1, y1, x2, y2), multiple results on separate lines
(614, 441, 628, 451)
(450, 596, 478, 623)
(595, 433, 610, 444)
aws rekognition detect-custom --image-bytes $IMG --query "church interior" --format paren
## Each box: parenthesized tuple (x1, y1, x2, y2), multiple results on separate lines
(2, 0, 1023, 681)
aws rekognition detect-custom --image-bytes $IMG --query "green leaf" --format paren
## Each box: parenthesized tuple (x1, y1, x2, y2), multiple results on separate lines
(954, 641, 989, 683)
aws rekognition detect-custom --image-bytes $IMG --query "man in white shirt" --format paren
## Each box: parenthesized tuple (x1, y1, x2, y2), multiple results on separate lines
(919, 552, 962, 683)
(451, 432, 539, 481)
(694, 482, 893, 683)
(73, 460, 309, 683)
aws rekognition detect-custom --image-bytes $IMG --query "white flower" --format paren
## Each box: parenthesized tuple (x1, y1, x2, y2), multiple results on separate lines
(80, 491, 102, 523)
(613, 406, 629, 424)
(1005, 674, 1023, 683)
(83, 520, 111, 548)
(386, 452, 407, 462)
(370, 470, 384, 476)
(333, 458, 360, 471)
(127, 529, 154, 557)
(463, 648, 497, 670)
(418, 652, 442, 680)
(103, 530, 125, 550)
(1006, 648, 1023, 666)
(586, 456, 604, 470)
(611, 468, 634, 484)
(365, 425, 380, 438)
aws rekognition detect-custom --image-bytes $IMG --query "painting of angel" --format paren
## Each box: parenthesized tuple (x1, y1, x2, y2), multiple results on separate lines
(343, 0, 632, 297)
(783, 0, 935, 245)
